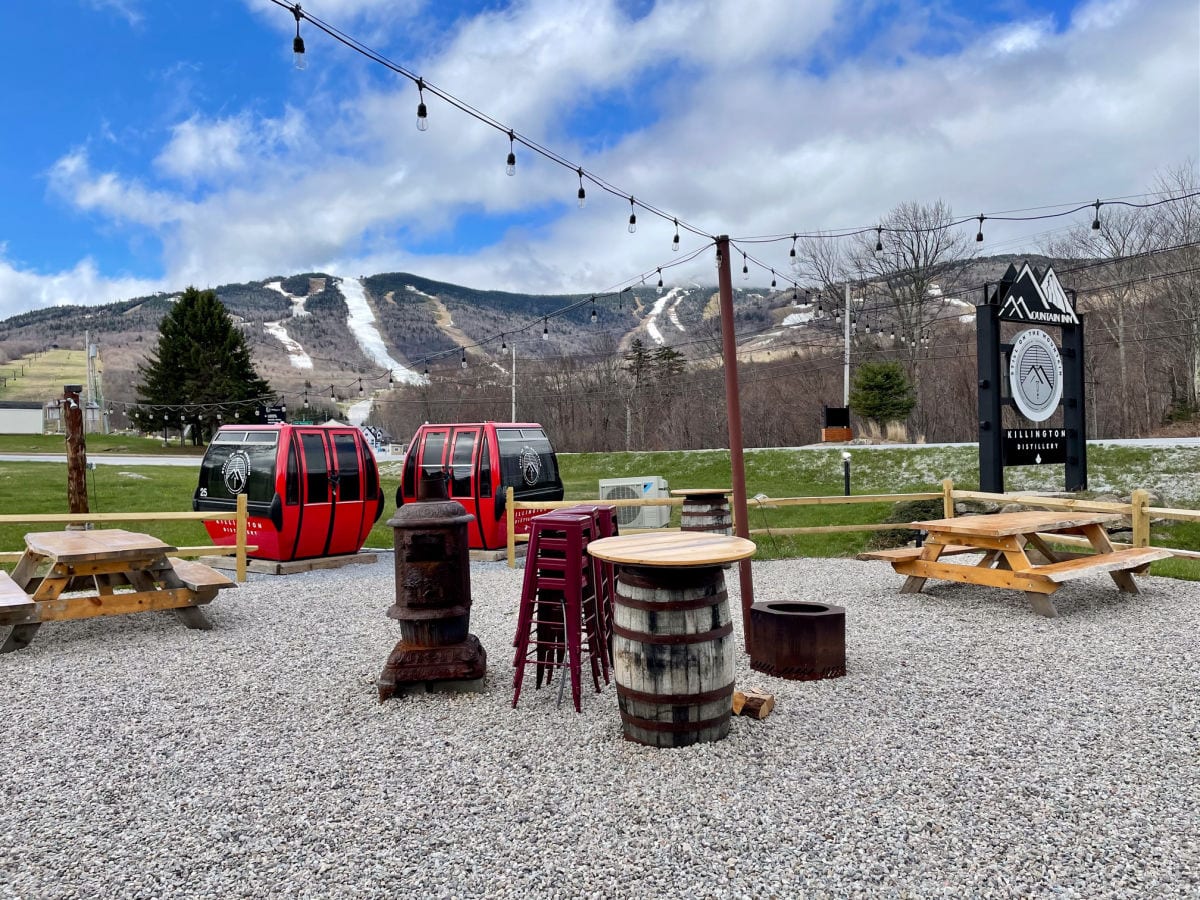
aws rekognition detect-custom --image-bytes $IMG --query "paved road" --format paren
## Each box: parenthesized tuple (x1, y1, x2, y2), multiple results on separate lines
(0, 451, 399, 466)
(0, 438, 1194, 468)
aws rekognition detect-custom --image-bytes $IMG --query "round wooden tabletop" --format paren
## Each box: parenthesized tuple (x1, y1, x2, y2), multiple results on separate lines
(587, 532, 755, 567)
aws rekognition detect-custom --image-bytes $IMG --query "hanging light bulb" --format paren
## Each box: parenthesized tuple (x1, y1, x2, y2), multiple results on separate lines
(423, 359, 429, 376)
(501, 334, 507, 351)
(874, 226, 884, 255)
(792, 287, 798, 302)
(742, 253, 749, 280)
(329, 384, 336, 399)
(461, 347, 468, 369)
(292, 5, 306, 70)
(864, 321, 872, 335)
(576, 168, 586, 208)
(975, 214, 985, 243)
(416, 78, 428, 131)
(358, 378, 364, 396)
(789, 234, 799, 272)
(303, 390, 309, 409)
(388, 371, 394, 386)
(506, 131, 517, 176)
(656, 269, 664, 294)
(1092, 199, 1102, 230)
(890, 328, 896, 341)
(542, 318, 549, 340)
(590, 298, 597, 323)
(672, 219, 680, 252)
(770, 270, 777, 289)
(627, 197, 637, 233)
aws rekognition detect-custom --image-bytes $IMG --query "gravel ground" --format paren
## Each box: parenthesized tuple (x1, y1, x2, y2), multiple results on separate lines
(1, 555, 1197, 899)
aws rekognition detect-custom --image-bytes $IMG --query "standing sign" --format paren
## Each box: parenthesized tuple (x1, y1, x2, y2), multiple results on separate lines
(257, 404, 287, 425)
(977, 263, 1087, 492)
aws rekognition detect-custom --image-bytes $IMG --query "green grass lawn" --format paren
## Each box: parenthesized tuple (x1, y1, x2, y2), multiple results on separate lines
(2, 445, 1198, 579)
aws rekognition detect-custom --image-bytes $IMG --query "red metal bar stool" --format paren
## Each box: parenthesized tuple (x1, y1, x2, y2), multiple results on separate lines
(512, 512, 607, 712)
(562, 504, 619, 651)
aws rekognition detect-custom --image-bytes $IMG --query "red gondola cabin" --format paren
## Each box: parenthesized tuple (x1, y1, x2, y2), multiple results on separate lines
(396, 422, 564, 550)
(194, 424, 385, 561)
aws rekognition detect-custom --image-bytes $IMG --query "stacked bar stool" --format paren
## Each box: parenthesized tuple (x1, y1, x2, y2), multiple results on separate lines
(561, 504, 619, 650)
(512, 511, 610, 712)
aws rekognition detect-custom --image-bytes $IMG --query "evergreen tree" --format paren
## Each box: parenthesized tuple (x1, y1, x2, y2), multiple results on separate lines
(133, 287, 272, 443)
(849, 361, 916, 429)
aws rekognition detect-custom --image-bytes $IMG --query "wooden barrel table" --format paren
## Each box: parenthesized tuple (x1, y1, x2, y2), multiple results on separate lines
(587, 532, 756, 748)
(671, 489, 733, 536)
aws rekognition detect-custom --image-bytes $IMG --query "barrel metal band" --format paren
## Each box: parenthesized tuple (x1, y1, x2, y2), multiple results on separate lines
(612, 621, 733, 645)
(616, 682, 734, 705)
(615, 592, 726, 613)
(620, 710, 731, 734)
(619, 568, 721, 592)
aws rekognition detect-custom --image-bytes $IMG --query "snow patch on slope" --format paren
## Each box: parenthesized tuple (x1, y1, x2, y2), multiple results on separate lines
(263, 321, 313, 369)
(264, 280, 310, 317)
(336, 277, 423, 386)
(645, 287, 687, 345)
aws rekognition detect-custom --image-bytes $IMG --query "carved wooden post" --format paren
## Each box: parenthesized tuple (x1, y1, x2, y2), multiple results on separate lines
(63, 384, 88, 517)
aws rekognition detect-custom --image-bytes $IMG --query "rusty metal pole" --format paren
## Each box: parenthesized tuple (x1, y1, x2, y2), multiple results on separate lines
(715, 236, 754, 650)
(63, 384, 89, 516)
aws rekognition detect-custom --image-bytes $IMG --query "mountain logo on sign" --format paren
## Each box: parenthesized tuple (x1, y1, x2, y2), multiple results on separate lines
(997, 263, 1078, 325)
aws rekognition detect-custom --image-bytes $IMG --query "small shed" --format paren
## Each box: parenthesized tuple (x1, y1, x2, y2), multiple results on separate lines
(0, 401, 45, 434)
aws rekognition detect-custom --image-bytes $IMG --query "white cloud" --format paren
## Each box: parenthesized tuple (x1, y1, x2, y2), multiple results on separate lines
(155, 116, 250, 182)
(49, 150, 188, 227)
(3, 0, 1196, 314)
(990, 20, 1052, 55)
(84, 0, 143, 27)
(0, 252, 161, 319)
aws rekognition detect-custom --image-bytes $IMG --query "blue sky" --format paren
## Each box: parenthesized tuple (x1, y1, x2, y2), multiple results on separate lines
(0, 0, 1195, 317)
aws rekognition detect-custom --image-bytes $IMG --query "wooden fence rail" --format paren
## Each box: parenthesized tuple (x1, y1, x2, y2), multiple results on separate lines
(0, 493, 252, 581)
(505, 479, 1199, 567)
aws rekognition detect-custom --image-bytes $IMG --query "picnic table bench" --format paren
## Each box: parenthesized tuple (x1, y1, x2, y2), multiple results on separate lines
(860, 510, 1173, 618)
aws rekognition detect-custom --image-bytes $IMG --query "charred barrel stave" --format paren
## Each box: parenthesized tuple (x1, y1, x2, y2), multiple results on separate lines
(749, 601, 846, 680)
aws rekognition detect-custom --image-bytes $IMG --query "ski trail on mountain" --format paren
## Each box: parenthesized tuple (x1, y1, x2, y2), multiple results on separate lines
(336, 277, 423, 385)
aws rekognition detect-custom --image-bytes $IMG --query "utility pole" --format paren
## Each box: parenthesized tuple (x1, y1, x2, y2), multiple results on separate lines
(843, 283, 851, 407)
(510, 341, 517, 421)
(715, 236, 754, 643)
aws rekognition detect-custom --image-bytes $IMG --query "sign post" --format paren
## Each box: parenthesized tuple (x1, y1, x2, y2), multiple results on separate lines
(976, 263, 1087, 493)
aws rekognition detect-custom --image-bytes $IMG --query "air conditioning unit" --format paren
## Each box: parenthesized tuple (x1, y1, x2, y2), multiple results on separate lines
(599, 476, 671, 529)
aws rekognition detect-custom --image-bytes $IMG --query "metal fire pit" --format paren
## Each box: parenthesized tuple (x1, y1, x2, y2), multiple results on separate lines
(378, 473, 486, 700)
(748, 601, 846, 680)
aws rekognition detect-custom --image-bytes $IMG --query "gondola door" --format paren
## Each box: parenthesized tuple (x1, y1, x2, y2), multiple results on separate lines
(447, 427, 484, 546)
(328, 431, 367, 555)
(293, 429, 334, 559)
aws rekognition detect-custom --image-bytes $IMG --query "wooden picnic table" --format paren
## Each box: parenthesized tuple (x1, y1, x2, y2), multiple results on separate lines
(860, 510, 1172, 617)
(0, 529, 235, 652)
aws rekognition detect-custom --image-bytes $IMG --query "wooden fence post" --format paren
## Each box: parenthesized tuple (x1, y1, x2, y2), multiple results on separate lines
(236, 492, 248, 582)
(942, 478, 955, 519)
(506, 486, 516, 569)
(1131, 488, 1150, 548)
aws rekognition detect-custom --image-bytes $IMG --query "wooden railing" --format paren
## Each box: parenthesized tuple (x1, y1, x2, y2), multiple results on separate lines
(0, 493, 253, 581)
(505, 480, 1200, 567)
